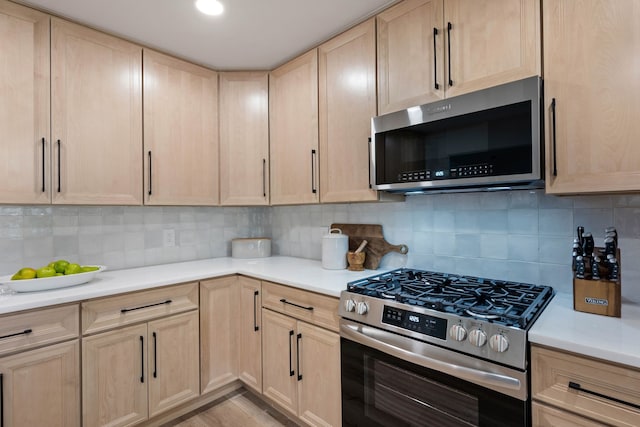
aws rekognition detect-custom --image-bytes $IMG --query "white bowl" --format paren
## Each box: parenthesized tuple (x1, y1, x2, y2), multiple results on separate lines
(0, 265, 107, 293)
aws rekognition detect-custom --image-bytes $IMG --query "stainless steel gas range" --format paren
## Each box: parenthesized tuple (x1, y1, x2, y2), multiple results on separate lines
(339, 268, 554, 427)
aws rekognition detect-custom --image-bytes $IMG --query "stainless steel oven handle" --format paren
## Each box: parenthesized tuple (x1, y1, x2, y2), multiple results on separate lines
(341, 320, 526, 400)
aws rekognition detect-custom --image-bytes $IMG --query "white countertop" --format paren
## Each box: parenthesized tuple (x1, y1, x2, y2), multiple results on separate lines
(0, 256, 382, 315)
(3, 256, 640, 370)
(529, 292, 640, 369)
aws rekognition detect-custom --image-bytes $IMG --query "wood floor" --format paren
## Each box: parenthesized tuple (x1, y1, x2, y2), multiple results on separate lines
(165, 389, 300, 427)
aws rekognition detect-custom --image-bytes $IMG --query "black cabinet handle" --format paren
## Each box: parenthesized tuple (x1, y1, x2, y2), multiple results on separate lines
(551, 98, 558, 176)
(311, 149, 317, 194)
(1, 372, 4, 427)
(57, 139, 61, 193)
(262, 158, 267, 198)
(0, 328, 32, 340)
(447, 22, 453, 87)
(121, 299, 172, 314)
(152, 332, 157, 378)
(568, 381, 640, 410)
(280, 298, 314, 311)
(433, 27, 439, 90)
(41, 138, 46, 192)
(288, 330, 295, 377)
(139, 336, 144, 383)
(296, 333, 302, 381)
(148, 151, 152, 196)
(253, 290, 260, 331)
(367, 137, 372, 189)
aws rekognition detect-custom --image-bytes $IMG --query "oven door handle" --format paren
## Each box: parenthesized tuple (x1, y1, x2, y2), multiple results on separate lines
(341, 320, 526, 400)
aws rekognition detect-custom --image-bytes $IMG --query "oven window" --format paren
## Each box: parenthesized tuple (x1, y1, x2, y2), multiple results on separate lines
(342, 338, 529, 427)
(366, 358, 479, 427)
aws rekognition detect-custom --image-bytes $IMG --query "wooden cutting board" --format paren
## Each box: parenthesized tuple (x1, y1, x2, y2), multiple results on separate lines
(330, 223, 408, 270)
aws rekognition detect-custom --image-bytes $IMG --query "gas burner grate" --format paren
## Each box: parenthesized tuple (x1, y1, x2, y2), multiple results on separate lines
(347, 268, 554, 328)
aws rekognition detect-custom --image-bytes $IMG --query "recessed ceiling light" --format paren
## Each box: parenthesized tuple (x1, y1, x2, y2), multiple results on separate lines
(195, 0, 224, 16)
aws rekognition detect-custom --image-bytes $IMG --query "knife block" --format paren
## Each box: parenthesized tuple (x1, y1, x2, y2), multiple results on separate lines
(573, 248, 621, 317)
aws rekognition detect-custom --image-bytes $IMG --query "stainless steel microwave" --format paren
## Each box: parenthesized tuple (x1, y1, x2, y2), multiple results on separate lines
(371, 76, 543, 194)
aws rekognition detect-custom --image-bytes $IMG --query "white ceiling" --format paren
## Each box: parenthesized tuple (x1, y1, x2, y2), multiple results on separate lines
(16, 0, 398, 70)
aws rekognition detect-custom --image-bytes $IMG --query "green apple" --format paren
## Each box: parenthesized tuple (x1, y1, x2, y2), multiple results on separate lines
(53, 260, 70, 274)
(11, 267, 37, 280)
(36, 266, 57, 278)
(64, 263, 82, 275)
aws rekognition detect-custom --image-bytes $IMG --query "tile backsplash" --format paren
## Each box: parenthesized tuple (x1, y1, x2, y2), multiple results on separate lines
(2, 190, 640, 301)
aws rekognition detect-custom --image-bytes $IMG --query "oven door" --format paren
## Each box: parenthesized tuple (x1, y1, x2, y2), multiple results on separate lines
(341, 319, 529, 427)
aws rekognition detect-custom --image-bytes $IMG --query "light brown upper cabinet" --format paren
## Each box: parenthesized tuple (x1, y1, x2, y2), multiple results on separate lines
(0, 1, 50, 204)
(377, 0, 541, 114)
(143, 50, 219, 205)
(219, 72, 269, 206)
(51, 18, 143, 205)
(319, 19, 378, 203)
(543, 0, 640, 194)
(269, 50, 319, 205)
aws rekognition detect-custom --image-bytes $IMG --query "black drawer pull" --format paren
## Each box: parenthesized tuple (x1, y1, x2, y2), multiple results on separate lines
(121, 299, 172, 314)
(568, 381, 640, 410)
(139, 336, 144, 383)
(280, 298, 314, 311)
(253, 290, 260, 331)
(0, 329, 32, 340)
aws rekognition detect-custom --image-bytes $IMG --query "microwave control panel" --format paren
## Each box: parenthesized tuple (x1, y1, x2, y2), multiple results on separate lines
(398, 163, 494, 182)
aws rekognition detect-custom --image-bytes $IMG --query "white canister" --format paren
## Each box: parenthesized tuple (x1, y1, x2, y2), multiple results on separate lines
(322, 228, 348, 270)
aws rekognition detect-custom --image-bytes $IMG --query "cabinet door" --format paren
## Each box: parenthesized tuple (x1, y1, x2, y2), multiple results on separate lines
(377, 0, 444, 114)
(269, 49, 319, 205)
(82, 323, 148, 427)
(444, 0, 540, 98)
(543, 0, 640, 194)
(219, 72, 269, 206)
(200, 277, 238, 394)
(51, 18, 142, 205)
(0, 340, 79, 427)
(532, 402, 603, 427)
(262, 309, 298, 417)
(0, 1, 50, 204)
(148, 311, 200, 417)
(143, 49, 219, 205)
(237, 276, 262, 393)
(319, 18, 378, 203)
(296, 322, 341, 427)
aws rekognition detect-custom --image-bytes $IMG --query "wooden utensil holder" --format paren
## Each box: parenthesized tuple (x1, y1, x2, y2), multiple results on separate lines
(573, 248, 621, 317)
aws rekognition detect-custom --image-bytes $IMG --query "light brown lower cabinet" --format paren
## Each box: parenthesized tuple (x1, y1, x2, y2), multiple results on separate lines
(262, 308, 341, 427)
(237, 276, 262, 393)
(0, 340, 80, 427)
(531, 345, 640, 427)
(82, 310, 200, 427)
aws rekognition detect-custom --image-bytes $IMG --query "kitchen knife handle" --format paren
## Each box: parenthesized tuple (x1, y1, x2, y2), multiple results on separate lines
(41, 138, 46, 192)
(367, 137, 372, 189)
(262, 158, 267, 198)
(152, 332, 157, 378)
(0, 328, 32, 340)
(148, 151, 152, 196)
(551, 98, 557, 176)
(447, 22, 453, 86)
(433, 27, 439, 90)
(57, 139, 61, 193)
(139, 335, 144, 383)
(568, 381, 640, 410)
(288, 330, 295, 376)
(296, 333, 302, 381)
(311, 149, 317, 194)
(253, 290, 260, 331)
(280, 298, 314, 311)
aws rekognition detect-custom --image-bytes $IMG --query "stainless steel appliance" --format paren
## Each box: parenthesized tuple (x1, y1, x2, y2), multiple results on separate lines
(370, 76, 543, 194)
(339, 268, 554, 427)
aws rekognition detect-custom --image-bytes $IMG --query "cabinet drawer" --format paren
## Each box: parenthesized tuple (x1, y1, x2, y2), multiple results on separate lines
(533, 402, 603, 427)
(262, 281, 339, 332)
(82, 282, 199, 335)
(0, 304, 79, 356)
(532, 346, 640, 427)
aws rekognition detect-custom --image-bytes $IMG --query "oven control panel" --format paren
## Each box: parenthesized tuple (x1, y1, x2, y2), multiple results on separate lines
(382, 306, 447, 340)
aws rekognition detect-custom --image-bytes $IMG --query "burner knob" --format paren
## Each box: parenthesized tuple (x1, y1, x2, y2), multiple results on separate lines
(468, 329, 487, 347)
(449, 324, 467, 342)
(344, 299, 356, 313)
(355, 301, 369, 315)
(489, 334, 509, 353)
